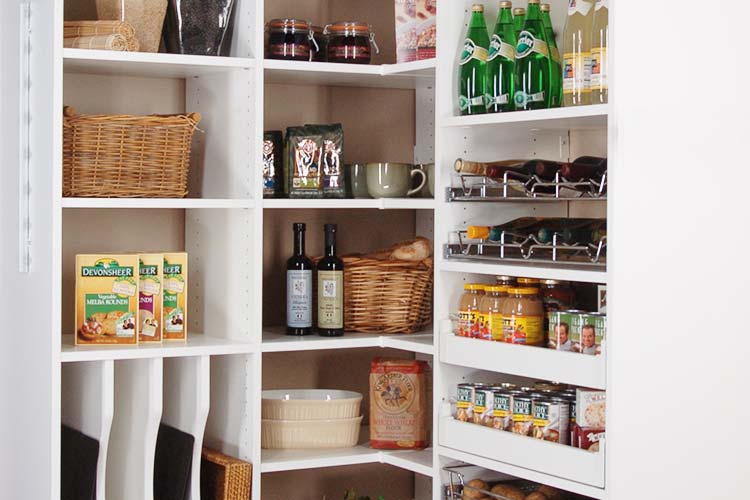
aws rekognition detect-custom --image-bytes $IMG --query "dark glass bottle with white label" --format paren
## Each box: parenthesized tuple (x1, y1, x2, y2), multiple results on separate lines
(317, 224, 344, 337)
(286, 223, 313, 335)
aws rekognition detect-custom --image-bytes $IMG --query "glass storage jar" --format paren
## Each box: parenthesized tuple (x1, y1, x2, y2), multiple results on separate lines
(457, 284, 485, 338)
(266, 19, 318, 61)
(324, 21, 379, 64)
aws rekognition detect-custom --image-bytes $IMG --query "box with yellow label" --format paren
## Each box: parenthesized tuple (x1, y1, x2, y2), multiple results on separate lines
(138, 254, 163, 343)
(75, 254, 139, 345)
(163, 252, 188, 340)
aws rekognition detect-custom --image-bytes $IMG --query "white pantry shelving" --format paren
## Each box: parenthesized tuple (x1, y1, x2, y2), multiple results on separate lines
(441, 104, 609, 131)
(262, 327, 434, 355)
(263, 197, 435, 210)
(61, 197, 255, 209)
(264, 58, 435, 89)
(440, 259, 607, 284)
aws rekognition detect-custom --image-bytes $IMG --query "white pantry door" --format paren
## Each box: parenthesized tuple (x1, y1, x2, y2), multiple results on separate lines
(0, 1, 61, 499)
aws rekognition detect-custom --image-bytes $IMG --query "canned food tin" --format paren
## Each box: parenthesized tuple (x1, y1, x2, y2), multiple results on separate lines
(580, 312, 606, 355)
(456, 383, 477, 422)
(532, 398, 570, 444)
(491, 390, 513, 431)
(472, 387, 496, 427)
(568, 310, 587, 353)
(511, 395, 534, 436)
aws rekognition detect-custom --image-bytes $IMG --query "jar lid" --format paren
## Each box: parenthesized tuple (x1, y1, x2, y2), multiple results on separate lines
(541, 279, 568, 286)
(311, 25, 324, 34)
(509, 287, 539, 296)
(326, 21, 371, 35)
(466, 226, 490, 240)
(267, 18, 311, 32)
(486, 285, 508, 293)
(517, 277, 540, 285)
(464, 283, 486, 291)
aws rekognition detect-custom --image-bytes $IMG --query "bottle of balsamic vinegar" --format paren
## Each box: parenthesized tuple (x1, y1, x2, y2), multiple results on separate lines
(286, 223, 313, 336)
(317, 224, 344, 337)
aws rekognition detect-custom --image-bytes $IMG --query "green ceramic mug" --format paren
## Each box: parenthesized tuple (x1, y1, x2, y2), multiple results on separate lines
(366, 163, 426, 198)
(345, 163, 371, 198)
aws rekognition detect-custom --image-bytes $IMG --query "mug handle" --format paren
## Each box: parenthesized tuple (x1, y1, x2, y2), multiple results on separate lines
(407, 169, 427, 197)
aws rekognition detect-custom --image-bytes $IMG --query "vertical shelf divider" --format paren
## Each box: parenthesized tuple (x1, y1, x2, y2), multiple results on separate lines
(107, 358, 163, 500)
(61, 360, 114, 500)
(162, 355, 211, 500)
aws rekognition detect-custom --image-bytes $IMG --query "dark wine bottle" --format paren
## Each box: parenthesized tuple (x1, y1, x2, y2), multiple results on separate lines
(317, 224, 344, 337)
(560, 156, 608, 181)
(286, 223, 313, 336)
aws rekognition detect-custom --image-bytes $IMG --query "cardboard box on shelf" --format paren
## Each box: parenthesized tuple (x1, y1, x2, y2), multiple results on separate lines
(138, 253, 163, 343)
(395, 0, 417, 63)
(75, 254, 139, 345)
(416, 0, 436, 60)
(163, 252, 188, 340)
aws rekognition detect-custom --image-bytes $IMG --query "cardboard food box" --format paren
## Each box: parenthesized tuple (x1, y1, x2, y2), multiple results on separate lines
(138, 254, 163, 343)
(163, 252, 188, 340)
(75, 254, 139, 345)
(395, 0, 417, 63)
(415, 0, 436, 60)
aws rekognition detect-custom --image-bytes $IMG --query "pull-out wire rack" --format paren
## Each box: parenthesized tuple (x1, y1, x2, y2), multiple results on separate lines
(444, 229, 607, 267)
(447, 171, 607, 202)
(443, 464, 545, 499)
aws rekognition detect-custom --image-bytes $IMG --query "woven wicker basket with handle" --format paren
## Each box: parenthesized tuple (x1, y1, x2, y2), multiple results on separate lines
(62, 106, 201, 198)
(313, 256, 433, 334)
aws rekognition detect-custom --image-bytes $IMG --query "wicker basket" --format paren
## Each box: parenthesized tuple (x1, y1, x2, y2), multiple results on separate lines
(62, 106, 201, 198)
(201, 448, 252, 500)
(336, 256, 433, 334)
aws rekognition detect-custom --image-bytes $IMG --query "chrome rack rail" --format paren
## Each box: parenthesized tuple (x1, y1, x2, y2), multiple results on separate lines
(443, 464, 539, 500)
(444, 229, 607, 267)
(447, 171, 607, 202)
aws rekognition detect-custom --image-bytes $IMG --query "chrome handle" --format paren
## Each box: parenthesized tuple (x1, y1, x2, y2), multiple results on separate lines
(18, 0, 31, 273)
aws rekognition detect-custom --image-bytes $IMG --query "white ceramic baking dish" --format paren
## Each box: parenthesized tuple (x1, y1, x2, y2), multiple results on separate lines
(261, 389, 363, 420)
(261, 416, 363, 449)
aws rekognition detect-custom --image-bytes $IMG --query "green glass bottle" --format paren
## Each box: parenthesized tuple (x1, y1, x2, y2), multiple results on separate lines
(541, 3, 562, 108)
(486, 1, 516, 113)
(513, 0, 551, 111)
(458, 4, 490, 115)
(513, 7, 526, 39)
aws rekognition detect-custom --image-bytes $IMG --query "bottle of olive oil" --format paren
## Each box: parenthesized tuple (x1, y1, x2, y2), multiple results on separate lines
(286, 223, 313, 335)
(317, 224, 344, 337)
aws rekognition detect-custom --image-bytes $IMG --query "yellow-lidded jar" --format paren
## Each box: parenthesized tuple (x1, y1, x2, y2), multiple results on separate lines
(458, 284, 485, 338)
(501, 287, 544, 345)
(479, 285, 509, 341)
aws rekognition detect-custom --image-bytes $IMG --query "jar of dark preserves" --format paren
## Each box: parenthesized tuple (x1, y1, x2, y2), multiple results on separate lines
(266, 19, 318, 61)
(324, 21, 379, 64)
(310, 25, 327, 62)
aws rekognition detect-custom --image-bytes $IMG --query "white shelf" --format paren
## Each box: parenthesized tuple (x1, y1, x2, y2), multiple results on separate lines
(61, 334, 255, 362)
(63, 48, 255, 78)
(441, 334, 606, 390)
(262, 327, 434, 355)
(61, 197, 255, 209)
(439, 418, 605, 495)
(442, 105, 609, 131)
(440, 259, 607, 284)
(263, 197, 435, 210)
(263, 58, 435, 89)
(261, 442, 433, 476)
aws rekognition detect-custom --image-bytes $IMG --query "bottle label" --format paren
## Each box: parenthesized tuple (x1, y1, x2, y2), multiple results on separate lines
(287, 270, 312, 328)
(458, 309, 480, 337)
(590, 47, 607, 90)
(563, 52, 592, 94)
(488, 34, 515, 61)
(502, 315, 544, 345)
(515, 31, 548, 59)
(485, 93, 510, 106)
(514, 90, 546, 108)
(550, 46, 561, 64)
(568, 0, 594, 16)
(318, 270, 343, 329)
(489, 312, 504, 341)
(459, 95, 486, 112)
(595, 0, 608, 10)
(460, 38, 488, 65)
(478, 313, 491, 340)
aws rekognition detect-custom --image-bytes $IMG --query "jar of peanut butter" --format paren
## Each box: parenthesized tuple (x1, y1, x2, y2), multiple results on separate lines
(501, 287, 544, 346)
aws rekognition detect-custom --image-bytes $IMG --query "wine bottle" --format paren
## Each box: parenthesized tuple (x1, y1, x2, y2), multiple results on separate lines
(560, 156, 607, 181)
(317, 224, 344, 337)
(287, 223, 313, 336)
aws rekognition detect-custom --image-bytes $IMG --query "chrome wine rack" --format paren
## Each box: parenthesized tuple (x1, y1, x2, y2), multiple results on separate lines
(444, 228, 607, 267)
(447, 171, 607, 202)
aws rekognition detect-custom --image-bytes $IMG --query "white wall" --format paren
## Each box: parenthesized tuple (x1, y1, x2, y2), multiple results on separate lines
(608, 1, 750, 498)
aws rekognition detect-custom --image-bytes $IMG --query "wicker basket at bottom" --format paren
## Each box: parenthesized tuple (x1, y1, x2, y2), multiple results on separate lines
(62, 105, 201, 198)
(340, 256, 433, 334)
(201, 448, 252, 500)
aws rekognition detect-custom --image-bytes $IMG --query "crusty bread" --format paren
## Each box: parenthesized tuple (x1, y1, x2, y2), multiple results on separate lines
(525, 492, 549, 500)
(463, 479, 489, 499)
(534, 485, 561, 499)
(366, 237, 432, 262)
(490, 484, 525, 500)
